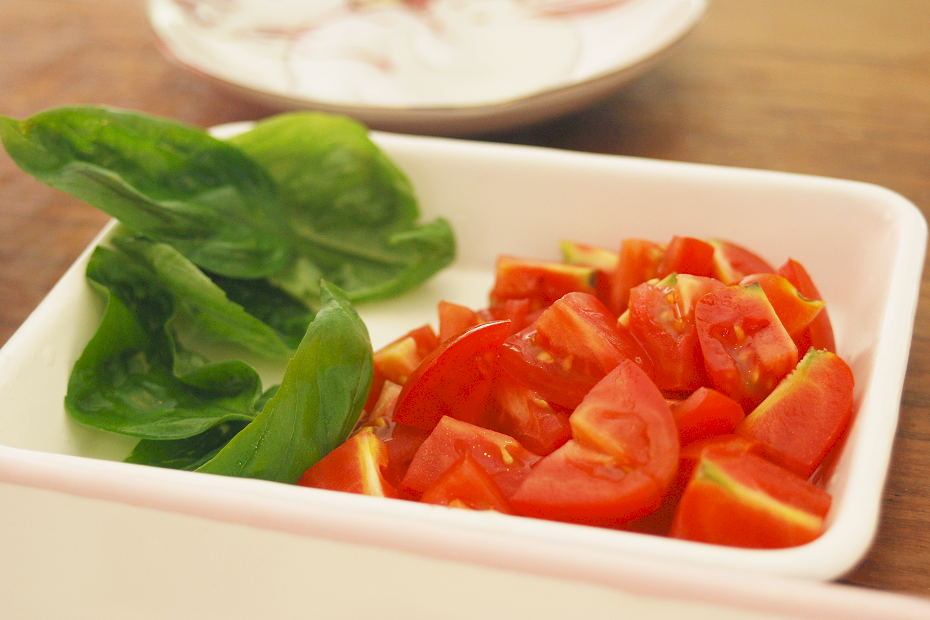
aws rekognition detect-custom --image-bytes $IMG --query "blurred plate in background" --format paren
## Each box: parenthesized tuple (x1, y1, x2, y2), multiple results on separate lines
(147, 0, 706, 135)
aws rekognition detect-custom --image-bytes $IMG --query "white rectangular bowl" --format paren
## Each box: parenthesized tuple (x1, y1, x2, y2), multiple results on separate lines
(1, 130, 927, 618)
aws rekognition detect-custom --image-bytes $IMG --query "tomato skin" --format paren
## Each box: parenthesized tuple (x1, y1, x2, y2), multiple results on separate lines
(709, 239, 776, 284)
(510, 361, 679, 527)
(420, 452, 516, 514)
(670, 445, 831, 548)
(695, 283, 799, 410)
(392, 320, 511, 431)
(298, 428, 399, 498)
(671, 387, 746, 446)
(400, 416, 541, 499)
(627, 274, 724, 393)
(657, 236, 716, 279)
(737, 348, 854, 479)
(776, 258, 837, 354)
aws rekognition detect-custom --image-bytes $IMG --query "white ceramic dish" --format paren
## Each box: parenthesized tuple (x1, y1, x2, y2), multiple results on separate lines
(146, 0, 707, 135)
(0, 130, 927, 617)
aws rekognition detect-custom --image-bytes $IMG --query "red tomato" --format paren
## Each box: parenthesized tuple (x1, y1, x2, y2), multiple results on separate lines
(737, 348, 854, 479)
(488, 368, 572, 456)
(671, 387, 746, 446)
(490, 255, 597, 310)
(533, 292, 653, 380)
(606, 238, 665, 315)
(510, 361, 679, 527)
(392, 320, 511, 430)
(420, 453, 516, 514)
(739, 273, 826, 343)
(479, 297, 534, 334)
(657, 236, 716, 279)
(400, 415, 541, 499)
(670, 445, 831, 548)
(695, 283, 799, 410)
(298, 428, 398, 498)
(627, 274, 724, 393)
(437, 300, 479, 342)
(497, 325, 600, 410)
(367, 324, 440, 410)
(709, 239, 776, 284)
(777, 258, 837, 354)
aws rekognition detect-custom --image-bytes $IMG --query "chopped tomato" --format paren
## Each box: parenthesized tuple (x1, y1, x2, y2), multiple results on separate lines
(657, 236, 716, 279)
(739, 273, 825, 344)
(671, 387, 746, 446)
(627, 274, 724, 393)
(606, 238, 665, 315)
(488, 369, 572, 456)
(367, 324, 440, 410)
(510, 361, 679, 527)
(695, 283, 799, 410)
(709, 239, 776, 284)
(490, 255, 597, 311)
(420, 453, 516, 514)
(533, 292, 653, 380)
(737, 348, 854, 479)
(392, 320, 511, 430)
(777, 258, 837, 353)
(670, 445, 831, 548)
(298, 428, 398, 498)
(400, 416, 541, 499)
(437, 300, 480, 342)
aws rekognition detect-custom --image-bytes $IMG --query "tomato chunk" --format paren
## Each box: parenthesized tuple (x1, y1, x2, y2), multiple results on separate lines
(392, 320, 510, 430)
(739, 273, 825, 343)
(627, 274, 724, 393)
(420, 453, 516, 514)
(298, 428, 398, 498)
(490, 255, 597, 311)
(695, 283, 799, 410)
(670, 445, 831, 548)
(606, 238, 665, 315)
(400, 416, 541, 499)
(488, 369, 572, 456)
(657, 236, 716, 279)
(709, 239, 776, 284)
(510, 361, 679, 527)
(737, 348, 854, 479)
(777, 258, 837, 354)
(671, 387, 746, 446)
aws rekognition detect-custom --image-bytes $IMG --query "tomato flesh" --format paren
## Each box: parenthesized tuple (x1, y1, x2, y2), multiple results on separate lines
(420, 452, 515, 514)
(671, 387, 746, 446)
(298, 428, 398, 498)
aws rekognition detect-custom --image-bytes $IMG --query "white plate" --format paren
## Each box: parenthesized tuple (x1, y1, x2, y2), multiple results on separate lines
(146, 0, 707, 135)
(0, 129, 927, 617)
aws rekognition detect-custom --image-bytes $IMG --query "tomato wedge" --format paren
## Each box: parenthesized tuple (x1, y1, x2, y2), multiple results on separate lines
(510, 361, 679, 527)
(657, 236, 716, 279)
(298, 428, 398, 498)
(420, 453, 516, 514)
(670, 445, 831, 548)
(695, 282, 799, 410)
(671, 387, 746, 446)
(777, 258, 837, 354)
(392, 320, 511, 430)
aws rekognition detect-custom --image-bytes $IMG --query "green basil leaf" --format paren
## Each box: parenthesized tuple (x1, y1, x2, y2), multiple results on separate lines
(112, 231, 302, 359)
(125, 420, 251, 471)
(65, 246, 262, 440)
(196, 282, 373, 484)
(229, 112, 455, 304)
(0, 107, 293, 278)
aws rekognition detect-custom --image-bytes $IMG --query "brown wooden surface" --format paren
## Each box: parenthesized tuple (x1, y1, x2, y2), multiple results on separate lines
(2, 0, 929, 598)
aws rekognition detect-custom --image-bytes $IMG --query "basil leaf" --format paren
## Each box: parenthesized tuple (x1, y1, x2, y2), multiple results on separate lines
(0, 107, 293, 278)
(196, 282, 373, 484)
(125, 420, 251, 471)
(111, 230, 302, 359)
(65, 246, 262, 440)
(229, 112, 455, 305)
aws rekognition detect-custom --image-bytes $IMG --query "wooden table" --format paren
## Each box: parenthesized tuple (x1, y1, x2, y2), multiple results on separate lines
(2, 0, 929, 599)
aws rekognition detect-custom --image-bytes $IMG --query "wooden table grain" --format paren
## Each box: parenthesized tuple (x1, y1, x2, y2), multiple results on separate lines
(2, 0, 929, 599)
